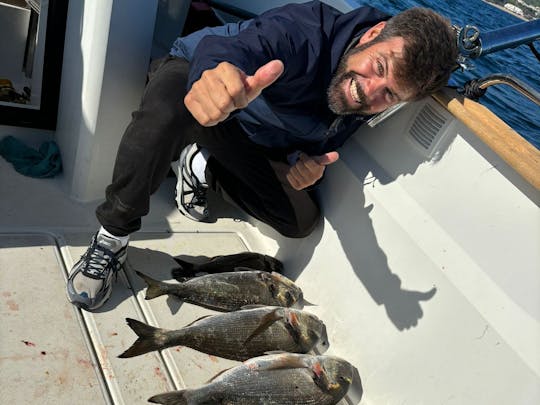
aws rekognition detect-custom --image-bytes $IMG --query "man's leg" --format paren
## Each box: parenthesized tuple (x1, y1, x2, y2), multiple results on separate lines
(67, 56, 198, 311)
(96, 56, 198, 236)
(185, 117, 321, 238)
(99, 54, 320, 238)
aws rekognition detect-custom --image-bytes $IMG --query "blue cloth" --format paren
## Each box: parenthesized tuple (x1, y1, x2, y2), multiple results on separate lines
(170, 0, 389, 155)
(0, 136, 62, 178)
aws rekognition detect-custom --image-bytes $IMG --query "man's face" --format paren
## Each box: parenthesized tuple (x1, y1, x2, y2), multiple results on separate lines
(327, 36, 412, 115)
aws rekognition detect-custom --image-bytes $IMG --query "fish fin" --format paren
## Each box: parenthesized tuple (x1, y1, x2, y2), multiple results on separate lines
(245, 353, 311, 371)
(148, 390, 189, 405)
(206, 366, 234, 383)
(239, 304, 267, 310)
(232, 266, 259, 272)
(244, 308, 283, 345)
(182, 314, 213, 328)
(285, 311, 301, 345)
(136, 271, 168, 300)
(263, 350, 288, 355)
(118, 318, 168, 358)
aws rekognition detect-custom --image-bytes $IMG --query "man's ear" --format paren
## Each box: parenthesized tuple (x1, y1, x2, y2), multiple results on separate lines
(358, 21, 387, 45)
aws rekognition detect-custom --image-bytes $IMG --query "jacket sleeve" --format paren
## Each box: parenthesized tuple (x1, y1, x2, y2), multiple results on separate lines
(186, 1, 340, 92)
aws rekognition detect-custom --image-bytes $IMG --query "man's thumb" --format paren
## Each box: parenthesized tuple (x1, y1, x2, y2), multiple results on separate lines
(245, 60, 284, 101)
(313, 151, 340, 166)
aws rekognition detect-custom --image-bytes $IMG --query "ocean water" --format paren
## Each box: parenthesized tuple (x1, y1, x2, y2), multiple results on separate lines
(352, 0, 540, 149)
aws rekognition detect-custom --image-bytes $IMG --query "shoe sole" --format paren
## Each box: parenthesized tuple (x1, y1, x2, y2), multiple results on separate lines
(66, 272, 116, 312)
(174, 145, 209, 222)
(66, 254, 127, 312)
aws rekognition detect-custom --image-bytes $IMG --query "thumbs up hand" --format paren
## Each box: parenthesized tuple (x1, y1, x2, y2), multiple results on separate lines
(286, 152, 340, 191)
(184, 60, 284, 127)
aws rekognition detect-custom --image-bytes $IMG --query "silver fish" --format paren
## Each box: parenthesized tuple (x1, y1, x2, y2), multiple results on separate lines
(137, 270, 303, 311)
(148, 352, 358, 405)
(118, 306, 327, 361)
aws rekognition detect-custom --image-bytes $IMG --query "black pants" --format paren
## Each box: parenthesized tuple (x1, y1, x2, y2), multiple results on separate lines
(96, 56, 320, 238)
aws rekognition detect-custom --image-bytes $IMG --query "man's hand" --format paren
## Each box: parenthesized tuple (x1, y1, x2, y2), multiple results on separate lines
(286, 152, 339, 190)
(184, 60, 284, 127)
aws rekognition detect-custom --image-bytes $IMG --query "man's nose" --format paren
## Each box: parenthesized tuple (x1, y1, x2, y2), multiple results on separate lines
(363, 77, 385, 98)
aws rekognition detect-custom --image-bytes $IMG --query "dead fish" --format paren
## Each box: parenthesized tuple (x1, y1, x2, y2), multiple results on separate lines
(137, 270, 303, 311)
(173, 252, 283, 280)
(118, 306, 326, 360)
(148, 352, 357, 405)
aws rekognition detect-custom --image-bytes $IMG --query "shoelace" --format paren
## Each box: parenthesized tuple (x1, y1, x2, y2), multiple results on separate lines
(81, 240, 121, 280)
(182, 168, 207, 209)
(190, 186, 207, 207)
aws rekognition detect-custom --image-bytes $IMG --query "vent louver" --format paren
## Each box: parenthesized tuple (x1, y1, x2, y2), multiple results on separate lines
(409, 103, 448, 151)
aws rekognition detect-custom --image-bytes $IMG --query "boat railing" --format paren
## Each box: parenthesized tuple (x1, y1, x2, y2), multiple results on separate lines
(456, 19, 540, 58)
(459, 73, 540, 105)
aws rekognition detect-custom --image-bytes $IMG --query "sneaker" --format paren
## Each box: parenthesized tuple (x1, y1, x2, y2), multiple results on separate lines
(173, 143, 210, 221)
(66, 232, 127, 311)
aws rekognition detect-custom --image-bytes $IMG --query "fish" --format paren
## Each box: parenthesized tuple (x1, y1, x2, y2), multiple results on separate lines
(136, 270, 303, 311)
(172, 252, 283, 280)
(118, 306, 327, 361)
(148, 352, 358, 405)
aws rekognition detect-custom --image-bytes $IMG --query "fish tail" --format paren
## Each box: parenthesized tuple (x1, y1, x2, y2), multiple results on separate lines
(136, 271, 168, 300)
(118, 318, 169, 358)
(148, 389, 192, 405)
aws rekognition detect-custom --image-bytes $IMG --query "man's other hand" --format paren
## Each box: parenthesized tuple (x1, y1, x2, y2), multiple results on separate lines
(286, 152, 339, 190)
(184, 60, 284, 127)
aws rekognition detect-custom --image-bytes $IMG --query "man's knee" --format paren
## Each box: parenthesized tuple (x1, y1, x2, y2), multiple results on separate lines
(274, 208, 321, 239)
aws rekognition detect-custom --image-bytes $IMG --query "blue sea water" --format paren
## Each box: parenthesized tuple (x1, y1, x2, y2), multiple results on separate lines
(352, 0, 540, 149)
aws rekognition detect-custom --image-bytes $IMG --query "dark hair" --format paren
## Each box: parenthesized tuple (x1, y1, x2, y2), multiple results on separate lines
(372, 8, 458, 100)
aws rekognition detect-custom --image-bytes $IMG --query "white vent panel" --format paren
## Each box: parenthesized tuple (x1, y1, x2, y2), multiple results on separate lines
(408, 102, 450, 155)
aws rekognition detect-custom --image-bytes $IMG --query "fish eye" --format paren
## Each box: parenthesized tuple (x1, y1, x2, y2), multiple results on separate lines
(285, 291, 294, 305)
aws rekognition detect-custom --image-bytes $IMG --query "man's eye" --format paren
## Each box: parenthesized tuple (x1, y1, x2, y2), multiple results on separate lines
(385, 89, 395, 102)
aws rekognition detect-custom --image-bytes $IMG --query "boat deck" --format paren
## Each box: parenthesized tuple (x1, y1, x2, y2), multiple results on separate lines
(1, 95, 539, 404)
(0, 149, 281, 403)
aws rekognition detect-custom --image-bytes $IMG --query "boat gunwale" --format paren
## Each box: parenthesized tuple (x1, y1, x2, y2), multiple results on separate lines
(433, 88, 540, 191)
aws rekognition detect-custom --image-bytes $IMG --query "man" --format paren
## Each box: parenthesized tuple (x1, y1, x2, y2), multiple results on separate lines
(66, 1, 458, 311)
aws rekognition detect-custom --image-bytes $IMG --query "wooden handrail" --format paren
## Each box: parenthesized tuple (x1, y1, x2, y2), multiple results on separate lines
(433, 88, 540, 191)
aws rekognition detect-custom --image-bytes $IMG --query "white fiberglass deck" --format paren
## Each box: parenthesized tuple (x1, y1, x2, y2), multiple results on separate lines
(0, 153, 258, 403)
(1, 96, 539, 404)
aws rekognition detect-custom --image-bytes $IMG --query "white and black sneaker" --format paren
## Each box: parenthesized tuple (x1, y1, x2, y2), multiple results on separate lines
(172, 144, 210, 222)
(66, 231, 127, 311)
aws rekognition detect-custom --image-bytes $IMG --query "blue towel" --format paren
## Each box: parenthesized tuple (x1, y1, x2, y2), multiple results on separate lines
(0, 135, 62, 178)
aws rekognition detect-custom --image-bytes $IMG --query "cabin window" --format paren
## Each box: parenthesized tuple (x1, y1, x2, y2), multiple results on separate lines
(0, 0, 68, 129)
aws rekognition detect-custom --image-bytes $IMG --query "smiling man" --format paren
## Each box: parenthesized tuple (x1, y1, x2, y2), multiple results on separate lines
(66, 1, 458, 311)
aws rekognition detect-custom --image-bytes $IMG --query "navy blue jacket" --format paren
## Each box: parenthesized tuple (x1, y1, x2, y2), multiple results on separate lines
(170, 1, 389, 155)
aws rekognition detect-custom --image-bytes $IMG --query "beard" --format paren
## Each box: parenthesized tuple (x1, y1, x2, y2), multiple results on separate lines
(327, 43, 371, 115)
